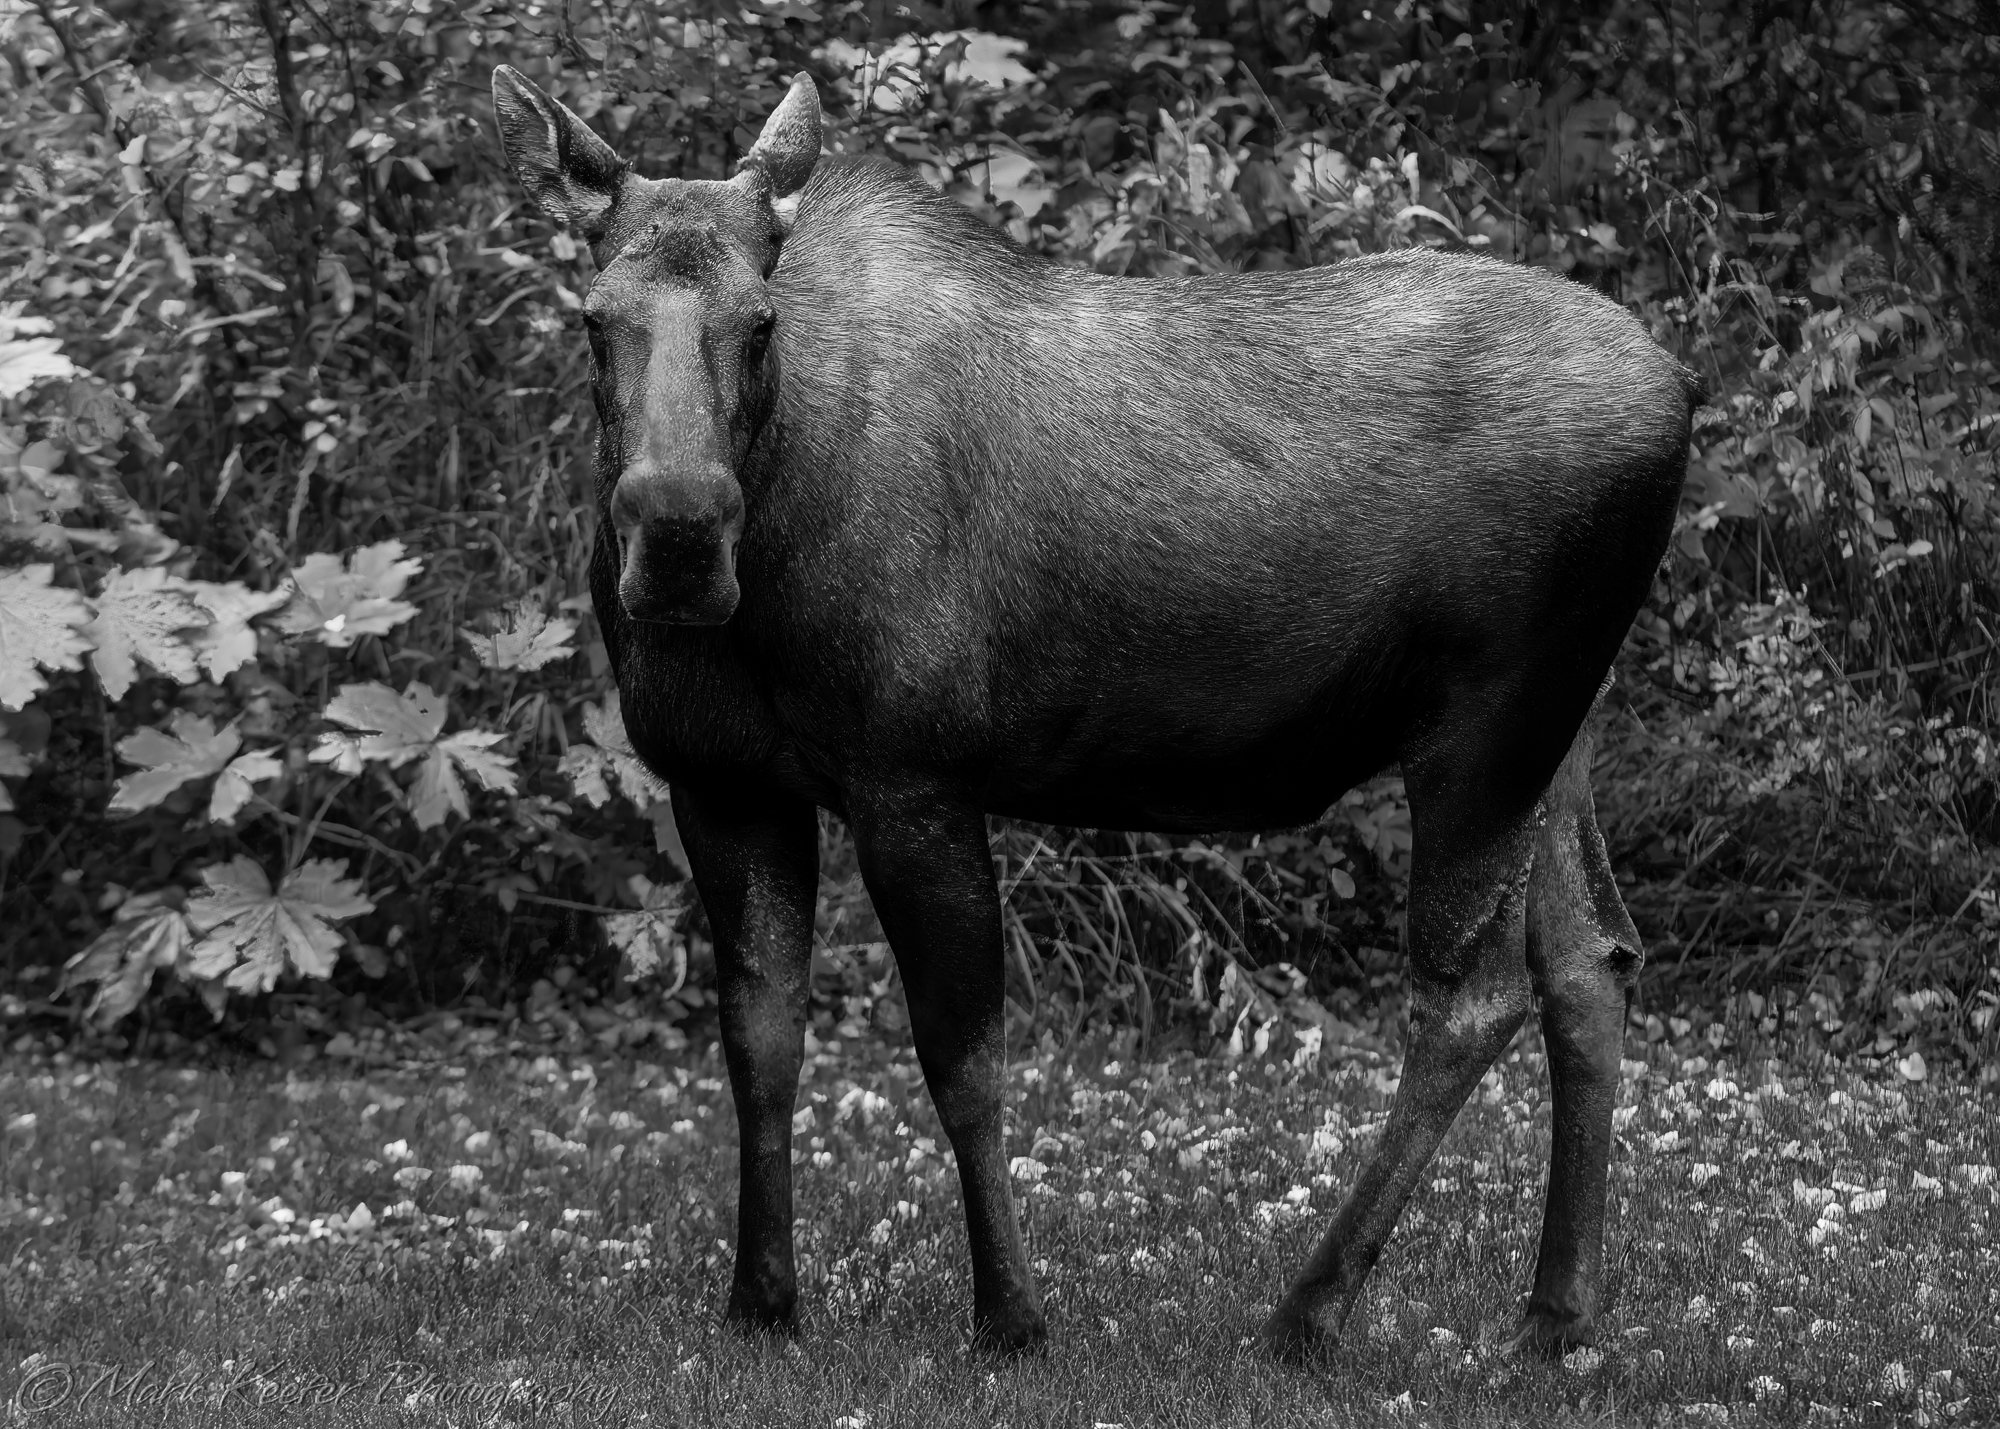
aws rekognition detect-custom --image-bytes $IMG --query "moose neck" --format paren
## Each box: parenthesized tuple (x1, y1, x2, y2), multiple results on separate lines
(743, 156, 1057, 548)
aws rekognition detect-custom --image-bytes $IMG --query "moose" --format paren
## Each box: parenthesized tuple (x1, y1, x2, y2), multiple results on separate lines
(492, 65, 1702, 1360)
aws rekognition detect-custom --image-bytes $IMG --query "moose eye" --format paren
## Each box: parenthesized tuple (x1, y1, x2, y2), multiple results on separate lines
(745, 312, 776, 365)
(580, 310, 608, 363)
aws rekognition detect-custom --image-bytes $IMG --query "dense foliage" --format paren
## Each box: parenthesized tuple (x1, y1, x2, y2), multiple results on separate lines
(1, 0, 1994, 1058)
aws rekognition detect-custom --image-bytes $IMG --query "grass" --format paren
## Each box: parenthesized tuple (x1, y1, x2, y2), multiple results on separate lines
(1, 1010, 1993, 1428)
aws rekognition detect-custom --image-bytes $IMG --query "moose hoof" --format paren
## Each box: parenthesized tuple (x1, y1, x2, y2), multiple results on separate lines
(724, 1289, 800, 1340)
(1260, 1298, 1340, 1363)
(1508, 1306, 1596, 1359)
(972, 1303, 1048, 1357)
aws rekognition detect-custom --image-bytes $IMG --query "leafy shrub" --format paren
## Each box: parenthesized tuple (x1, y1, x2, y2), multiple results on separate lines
(1, 0, 1994, 1051)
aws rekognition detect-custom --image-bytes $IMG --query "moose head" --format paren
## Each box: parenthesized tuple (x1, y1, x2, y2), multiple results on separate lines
(491, 66, 822, 625)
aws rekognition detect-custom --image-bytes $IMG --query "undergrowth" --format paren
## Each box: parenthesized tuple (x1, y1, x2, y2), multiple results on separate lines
(0, 0, 1995, 1053)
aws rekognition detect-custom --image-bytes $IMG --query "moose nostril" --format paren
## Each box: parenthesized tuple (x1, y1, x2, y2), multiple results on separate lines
(609, 477, 651, 533)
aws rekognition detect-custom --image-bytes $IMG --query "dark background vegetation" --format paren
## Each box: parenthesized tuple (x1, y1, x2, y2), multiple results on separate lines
(1, 0, 1995, 1065)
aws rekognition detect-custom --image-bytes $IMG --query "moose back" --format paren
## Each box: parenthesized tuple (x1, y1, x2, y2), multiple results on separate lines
(493, 66, 1702, 1358)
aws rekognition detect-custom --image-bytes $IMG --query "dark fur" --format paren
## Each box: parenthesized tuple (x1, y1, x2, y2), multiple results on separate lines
(495, 67, 1697, 1360)
(607, 156, 1696, 830)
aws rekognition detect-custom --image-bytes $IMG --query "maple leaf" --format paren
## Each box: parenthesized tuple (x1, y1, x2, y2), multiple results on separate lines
(210, 749, 283, 822)
(461, 596, 578, 672)
(107, 712, 281, 820)
(410, 730, 515, 827)
(183, 579, 288, 680)
(83, 566, 207, 701)
(559, 692, 669, 811)
(558, 746, 614, 807)
(309, 680, 518, 829)
(274, 539, 422, 647)
(109, 712, 238, 812)
(311, 681, 441, 769)
(0, 333, 76, 399)
(604, 874, 687, 984)
(185, 856, 374, 992)
(60, 891, 196, 1026)
(0, 563, 93, 710)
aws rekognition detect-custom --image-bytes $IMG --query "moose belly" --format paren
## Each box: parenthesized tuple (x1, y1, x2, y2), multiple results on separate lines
(980, 693, 1401, 835)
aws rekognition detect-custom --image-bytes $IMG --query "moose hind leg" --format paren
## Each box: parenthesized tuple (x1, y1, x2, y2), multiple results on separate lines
(1514, 725, 1642, 1355)
(1262, 792, 1536, 1360)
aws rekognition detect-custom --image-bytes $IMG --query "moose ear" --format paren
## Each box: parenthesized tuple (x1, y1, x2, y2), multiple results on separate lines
(492, 65, 626, 238)
(735, 73, 822, 200)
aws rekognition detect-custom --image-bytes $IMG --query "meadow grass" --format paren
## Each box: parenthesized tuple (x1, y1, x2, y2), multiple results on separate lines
(1, 1014, 1992, 1428)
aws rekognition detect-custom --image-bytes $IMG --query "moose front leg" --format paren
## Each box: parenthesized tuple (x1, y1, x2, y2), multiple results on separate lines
(672, 781, 819, 1335)
(848, 790, 1047, 1355)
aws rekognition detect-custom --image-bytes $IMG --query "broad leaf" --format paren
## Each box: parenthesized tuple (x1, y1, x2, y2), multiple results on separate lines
(211, 749, 283, 822)
(559, 744, 615, 807)
(274, 539, 422, 647)
(0, 563, 93, 710)
(83, 566, 207, 701)
(946, 31, 1037, 88)
(310, 681, 518, 829)
(109, 712, 240, 813)
(604, 875, 687, 983)
(461, 597, 577, 671)
(107, 712, 280, 820)
(314, 680, 443, 768)
(409, 731, 516, 828)
(60, 891, 195, 1026)
(183, 579, 288, 680)
(980, 150, 1055, 217)
(0, 335, 76, 399)
(559, 692, 669, 810)
(185, 856, 374, 992)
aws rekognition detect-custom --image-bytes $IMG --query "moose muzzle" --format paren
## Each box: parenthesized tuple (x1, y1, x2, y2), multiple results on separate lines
(610, 469, 745, 625)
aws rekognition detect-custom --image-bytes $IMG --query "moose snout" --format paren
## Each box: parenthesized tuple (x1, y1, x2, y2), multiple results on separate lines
(611, 470, 745, 626)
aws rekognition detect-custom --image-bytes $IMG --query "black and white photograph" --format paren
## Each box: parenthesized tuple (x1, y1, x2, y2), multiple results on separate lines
(1, 0, 1994, 1422)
